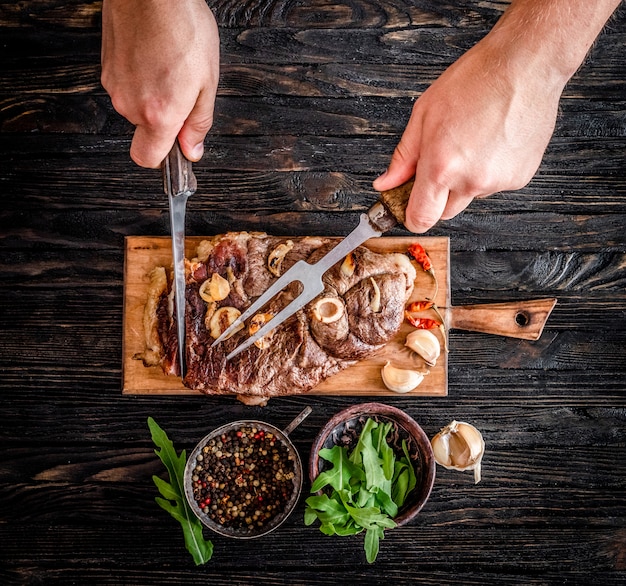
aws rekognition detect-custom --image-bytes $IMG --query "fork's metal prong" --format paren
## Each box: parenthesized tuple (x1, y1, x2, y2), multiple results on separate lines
(225, 279, 324, 360)
(211, 259, 312, 348)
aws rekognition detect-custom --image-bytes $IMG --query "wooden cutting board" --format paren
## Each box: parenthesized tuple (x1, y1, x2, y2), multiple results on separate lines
(122, 235, 555, 397)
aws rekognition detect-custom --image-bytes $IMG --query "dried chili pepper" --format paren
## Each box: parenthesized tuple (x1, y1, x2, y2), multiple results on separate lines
(407, 241, 439, 302)
(406, 300, 434, 312)
(407, 243, 433, 272)
(404, 312, 441, 329)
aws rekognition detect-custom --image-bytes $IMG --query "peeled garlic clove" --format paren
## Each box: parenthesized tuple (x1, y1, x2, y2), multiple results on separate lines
(249, 312, 275, 349)
(340, 252, 357, 277)
(199, 272, 231, 302)
(431, 420, 485, 483)
(381, 361, 424, 393)
(405, 329, 441, 366)
(268, 240, 294, 277)
(209, 306, 243, 340)
(369, 277, 381, 313)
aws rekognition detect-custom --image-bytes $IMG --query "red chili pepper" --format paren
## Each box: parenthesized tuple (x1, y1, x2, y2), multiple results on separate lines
(405, 312, 441, 329)
(407, 242, 432, 272)
(406, 300, 434, 312)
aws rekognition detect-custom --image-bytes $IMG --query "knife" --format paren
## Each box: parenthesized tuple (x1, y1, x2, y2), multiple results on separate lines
(162, 141, 197, 376)
(212, 179, 415, 360)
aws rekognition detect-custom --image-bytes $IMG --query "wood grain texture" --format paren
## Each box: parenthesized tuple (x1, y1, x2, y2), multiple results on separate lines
(1, 0, 625, 584)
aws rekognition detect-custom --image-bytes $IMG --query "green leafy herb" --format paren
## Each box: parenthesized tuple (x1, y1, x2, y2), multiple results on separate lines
(147, 417, 214, 565)
(305, 418, 417, 563)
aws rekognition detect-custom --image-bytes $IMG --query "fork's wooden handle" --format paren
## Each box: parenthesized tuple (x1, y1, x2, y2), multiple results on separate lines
(379, 180, 414, 226)
(448, 298, 557, 340)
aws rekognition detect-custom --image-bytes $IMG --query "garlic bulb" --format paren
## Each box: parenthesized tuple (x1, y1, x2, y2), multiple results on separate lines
(431, 420, 485, 483)
(405, 329, 441, 366)
(381, 361, 425, 393)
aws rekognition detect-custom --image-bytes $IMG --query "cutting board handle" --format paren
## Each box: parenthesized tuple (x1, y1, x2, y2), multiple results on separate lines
(448, 298, 557, 340)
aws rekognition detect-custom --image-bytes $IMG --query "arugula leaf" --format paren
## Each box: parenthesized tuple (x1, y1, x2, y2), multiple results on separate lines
(344, 502, 396, 532)
(344, 501, 396, 564)
(311, 445, 364, 493)
(402, 439, 418, 496)
(377, 424, 396, 481)
(348, 418, 378, 467)
(392, 466, 410, 507)
(147, 417, 214, 565)
(364, 526, 385, 564)
(304, 494, 351, 526)
(374, 485, 399, 518)
(305, 417, 416, 563)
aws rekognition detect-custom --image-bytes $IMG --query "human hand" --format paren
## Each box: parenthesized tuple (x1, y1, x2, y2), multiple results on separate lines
(373, 35, 565, 233)
(101, 0, 220, 168)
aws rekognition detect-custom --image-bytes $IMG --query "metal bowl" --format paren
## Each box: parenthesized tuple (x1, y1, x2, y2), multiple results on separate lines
(308, 402, 436, 526)
(184, 410, 309, 539)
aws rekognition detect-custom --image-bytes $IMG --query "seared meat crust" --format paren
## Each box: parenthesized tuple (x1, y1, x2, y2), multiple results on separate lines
(141, 232, 416, 402)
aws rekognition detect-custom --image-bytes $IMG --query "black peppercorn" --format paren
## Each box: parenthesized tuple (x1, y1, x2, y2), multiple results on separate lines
(191, 425, 297, 534)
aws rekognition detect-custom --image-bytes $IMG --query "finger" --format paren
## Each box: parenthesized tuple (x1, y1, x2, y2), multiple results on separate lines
(440, 190, 476, 220)
(130, 124, 180, 169)
(177, 89, 217, 162)
(404, 177, 450, 234)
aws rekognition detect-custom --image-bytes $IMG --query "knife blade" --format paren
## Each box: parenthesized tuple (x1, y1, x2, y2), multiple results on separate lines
(213, 179, 414, 360)
(162, 141, 197, 376)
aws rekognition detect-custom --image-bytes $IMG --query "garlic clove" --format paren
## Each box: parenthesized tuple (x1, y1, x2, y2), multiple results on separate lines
(431, 420, 485, 483)
(249, 312, 275, 349)
(340, 252, 356, 277)
(381, 361, 425, 393)
(268, 240, 294, 277)
(405, 329, 441, 366)
(199, 272, 231, 303)
(369, 277, 381, 313)
(209, 306, 243, 340)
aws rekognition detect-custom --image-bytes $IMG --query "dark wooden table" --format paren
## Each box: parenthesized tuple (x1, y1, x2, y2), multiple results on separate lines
(1, 1, 625, 584)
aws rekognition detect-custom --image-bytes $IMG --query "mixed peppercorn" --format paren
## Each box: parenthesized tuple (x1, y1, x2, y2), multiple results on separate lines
(190, 425, 298, 535)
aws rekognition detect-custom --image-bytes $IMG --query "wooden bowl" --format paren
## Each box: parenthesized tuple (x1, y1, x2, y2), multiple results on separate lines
(308, 403, 435, 526)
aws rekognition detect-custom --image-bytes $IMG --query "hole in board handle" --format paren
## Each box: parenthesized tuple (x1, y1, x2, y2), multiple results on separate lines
(515, 311, 530, 327)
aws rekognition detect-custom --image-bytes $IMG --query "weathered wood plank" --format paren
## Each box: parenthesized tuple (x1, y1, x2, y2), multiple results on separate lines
(1, 1, 625, 583)
(1, 136, 624, 216)
(1, 26, 624, 98)
(1, 94, 625, 140)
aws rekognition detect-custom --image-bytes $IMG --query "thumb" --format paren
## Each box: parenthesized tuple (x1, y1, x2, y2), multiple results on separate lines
(177, 89, 217, 162)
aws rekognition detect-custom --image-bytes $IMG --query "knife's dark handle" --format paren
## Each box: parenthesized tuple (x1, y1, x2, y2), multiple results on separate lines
(367, 179, 414, 232)
(162, 140, 197, 197)
(379, 179, 414, 225)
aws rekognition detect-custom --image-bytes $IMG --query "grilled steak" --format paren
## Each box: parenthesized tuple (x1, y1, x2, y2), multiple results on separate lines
(139, 232, 416, 404)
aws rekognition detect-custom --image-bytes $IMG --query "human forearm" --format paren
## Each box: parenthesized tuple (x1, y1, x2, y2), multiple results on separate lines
(485, 0, 622, 87)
